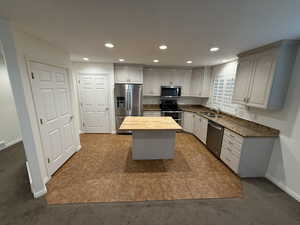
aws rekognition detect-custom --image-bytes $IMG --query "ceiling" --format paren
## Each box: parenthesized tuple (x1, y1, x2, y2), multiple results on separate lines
(1, 0, 300, 66)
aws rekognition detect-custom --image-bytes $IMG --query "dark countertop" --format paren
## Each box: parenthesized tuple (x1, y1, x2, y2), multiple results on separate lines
(143, 104, 279, 138)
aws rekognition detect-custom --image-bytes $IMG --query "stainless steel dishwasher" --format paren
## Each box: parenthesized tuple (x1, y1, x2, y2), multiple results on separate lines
(206, 121, 224, 158)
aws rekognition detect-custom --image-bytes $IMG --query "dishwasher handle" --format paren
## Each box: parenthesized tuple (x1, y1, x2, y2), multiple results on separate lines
(208, 121, 223, 131)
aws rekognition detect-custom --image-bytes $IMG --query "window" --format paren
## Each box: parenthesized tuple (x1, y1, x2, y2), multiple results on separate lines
(211, 61, 238, 115)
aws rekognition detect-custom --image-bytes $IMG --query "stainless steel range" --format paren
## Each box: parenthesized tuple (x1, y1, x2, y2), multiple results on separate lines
(160, 89, 182, 125)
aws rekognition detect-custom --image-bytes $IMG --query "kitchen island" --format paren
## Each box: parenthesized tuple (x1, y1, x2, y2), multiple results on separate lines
(119, 116, 182, 160)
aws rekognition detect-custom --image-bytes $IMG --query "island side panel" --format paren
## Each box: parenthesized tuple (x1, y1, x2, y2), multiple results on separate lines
(132, 130, 176, 160)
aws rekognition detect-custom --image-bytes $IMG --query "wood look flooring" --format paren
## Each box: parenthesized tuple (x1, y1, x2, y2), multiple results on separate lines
(45, 133, 242, 204)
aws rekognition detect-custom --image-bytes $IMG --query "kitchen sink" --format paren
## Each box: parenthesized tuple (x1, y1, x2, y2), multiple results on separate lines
(202, 112, 222, 118)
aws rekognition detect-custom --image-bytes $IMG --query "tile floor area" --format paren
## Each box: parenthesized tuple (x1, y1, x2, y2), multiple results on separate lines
(46, 133, 242, 204)
(2, 142, 300, 225)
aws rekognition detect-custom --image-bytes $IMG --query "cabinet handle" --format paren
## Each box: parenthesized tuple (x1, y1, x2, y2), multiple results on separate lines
(226, 157, 231, 162)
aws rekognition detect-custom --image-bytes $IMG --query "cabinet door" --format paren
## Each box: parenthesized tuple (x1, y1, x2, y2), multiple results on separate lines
(200, 117, 208, 144)
(152, 71, 161, 95)
(143, 69, 153, 95)
(183, 112, 194, 133)
(160, 69, 173, 86)
(247, 50, 276, 108)
(114, 65, 128, 83)
(201, 67, 211, 98)
(128, 66, 143, 83)
(193, 114, 201, 139)
(232, 57, 253, 104)
(182, 69, 192, 96)
(190, 68, 204, 96)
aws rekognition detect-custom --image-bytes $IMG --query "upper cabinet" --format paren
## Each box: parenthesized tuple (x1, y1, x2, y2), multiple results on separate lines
(114, 64, 143, 84)
(232, 40, 299, 109)
(189, 67, 211, 97)
(143, 67, 193, 96)
(143, 68, 161, 96)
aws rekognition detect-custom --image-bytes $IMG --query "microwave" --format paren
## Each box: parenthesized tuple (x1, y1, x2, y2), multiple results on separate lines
(160, 86, 181, 98)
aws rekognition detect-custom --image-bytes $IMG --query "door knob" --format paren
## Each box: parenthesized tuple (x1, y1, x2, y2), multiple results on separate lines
(105, 107, 109, 111)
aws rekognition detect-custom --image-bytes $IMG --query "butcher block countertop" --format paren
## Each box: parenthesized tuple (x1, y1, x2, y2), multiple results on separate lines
(119, 116, 182, 131)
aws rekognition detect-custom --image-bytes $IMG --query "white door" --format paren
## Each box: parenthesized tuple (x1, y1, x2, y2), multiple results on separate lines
(78, 74, 110, 133)
(30, 62, 76, 175)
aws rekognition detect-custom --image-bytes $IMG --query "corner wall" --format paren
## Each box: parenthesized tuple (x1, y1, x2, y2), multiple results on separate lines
(0, 53, 22, 150)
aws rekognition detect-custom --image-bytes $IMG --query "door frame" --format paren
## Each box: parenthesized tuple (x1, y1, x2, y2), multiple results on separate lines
(77, 72, 112, 133)
(26, 57, 80, 180)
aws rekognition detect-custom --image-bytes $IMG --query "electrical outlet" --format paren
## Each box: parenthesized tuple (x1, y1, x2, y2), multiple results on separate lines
(0, 141, 5, 150)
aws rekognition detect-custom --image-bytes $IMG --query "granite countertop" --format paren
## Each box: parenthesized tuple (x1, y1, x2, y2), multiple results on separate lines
(119, 116, 182, 131)
(143, 104, 279, 137)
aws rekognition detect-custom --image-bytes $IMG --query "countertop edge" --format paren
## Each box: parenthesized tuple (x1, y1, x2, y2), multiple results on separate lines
(143, 105, 279, 138)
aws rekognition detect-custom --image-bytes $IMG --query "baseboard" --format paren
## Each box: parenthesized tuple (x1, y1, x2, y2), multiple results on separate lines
(44, 176, 51, 184)
(33, 186, 47, 198)
(0, 138, 22, 151)
(266, 173, 300, 202)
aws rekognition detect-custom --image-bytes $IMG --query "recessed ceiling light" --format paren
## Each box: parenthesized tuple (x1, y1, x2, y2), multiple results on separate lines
(119, 58, 125, 62)
(159, 45, 168, 50)
(153, 59, 159, 63)
(186, 60, 192, 64)
(83, 57, 89, 61)
(105, 42, 114, 48)
(210, 47, 220, 52)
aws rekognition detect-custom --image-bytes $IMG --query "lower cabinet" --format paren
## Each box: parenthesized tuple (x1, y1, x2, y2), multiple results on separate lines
(220, 129, 275, 177)
(143, 111, 161, 117)
(183, 112, 194, 133)
(192, 113, 208, 144)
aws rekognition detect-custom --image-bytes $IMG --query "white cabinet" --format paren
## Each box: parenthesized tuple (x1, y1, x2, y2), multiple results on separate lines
(115, 65, 143, 84)
(143, 111, 161, 117)
(189, 67, 211, 97)
(232, 40, 299, 109)
(143, 68, 161, 96)
(247, 50, 276, 107)
(193, 114, 208, 144)
(220, 129, 275, 177)
(183, 112, 194, 133)
(232, 56, 253, 104)
(190, 68, 203, 97)
(201, 67, 212, 98)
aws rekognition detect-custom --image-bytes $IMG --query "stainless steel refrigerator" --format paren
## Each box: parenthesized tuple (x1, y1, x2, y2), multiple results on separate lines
(114, 84, 143, 133)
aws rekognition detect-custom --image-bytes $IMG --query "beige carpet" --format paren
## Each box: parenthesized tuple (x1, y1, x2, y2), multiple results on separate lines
(46, 133, 242, 204)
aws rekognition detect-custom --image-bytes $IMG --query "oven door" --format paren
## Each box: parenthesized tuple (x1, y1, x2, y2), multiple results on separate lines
(161, 111, 182, 125)
(160, 86, 181, 98)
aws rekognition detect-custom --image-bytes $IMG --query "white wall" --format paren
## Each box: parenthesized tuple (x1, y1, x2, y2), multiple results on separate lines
(0, 21, 80, 197)
(208, 51, 300, 201)
(0, 53, 22, 150)
(71, 62, 116, 133)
